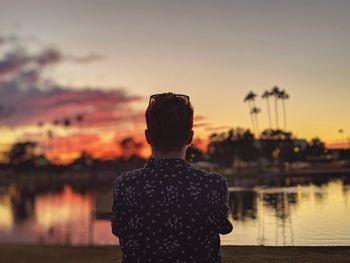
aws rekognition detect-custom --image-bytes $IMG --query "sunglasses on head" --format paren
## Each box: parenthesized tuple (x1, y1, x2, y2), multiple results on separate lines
(149, 93, 190, 106)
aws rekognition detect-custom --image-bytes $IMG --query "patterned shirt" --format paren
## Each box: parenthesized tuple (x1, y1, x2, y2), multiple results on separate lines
(111, 157, 233, 263)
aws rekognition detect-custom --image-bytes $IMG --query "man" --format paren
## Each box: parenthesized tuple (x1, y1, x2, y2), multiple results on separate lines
(111, 92, 233, 262)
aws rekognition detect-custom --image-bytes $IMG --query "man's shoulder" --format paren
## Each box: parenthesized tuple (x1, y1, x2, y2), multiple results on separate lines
(113, 168, 145, 187)
(191, 166, 227, 185)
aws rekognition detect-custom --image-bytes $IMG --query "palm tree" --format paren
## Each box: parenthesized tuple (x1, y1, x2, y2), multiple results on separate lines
(63, 118, 71, 127)
(52, 119, 61, 161)
(338, 129, 345, 149)
(37, 121, 44, 140)
(75, 113, 85, 154)
(271, 86, 281, 129)
(279, 90, 290, 129)
(262, 90, 273, 129)
(244, 91, 257, 136)
(37, 121, 45, 156)
(47, 129, 54, 160)
(63, 118, 71, 156)
(251, 107, 261, 137)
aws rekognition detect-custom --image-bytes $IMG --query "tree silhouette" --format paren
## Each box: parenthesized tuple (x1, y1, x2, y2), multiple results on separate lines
(279, 90, 290, 129)
(63, 118, 71, 127)
(75, 113, 85, 153)
(306, 137, 325, 156)
(237, 129, 259, 163)
(208, 129, 259, 167)
(6, 141, 37, 165)
(271, 86, 281, 129)
(119, 137, 143, 160)
(244, 91, 258, 136)
(63, 118, 71, 156)
(262, 90, 273, 129)
(250, 107, 261, 137)
(208, 130, 236, 168)
(338, 129, 345, 149)
(52, 119, 61, 160)
(47, 129, 54, 159)
(185, 145, 204, 163)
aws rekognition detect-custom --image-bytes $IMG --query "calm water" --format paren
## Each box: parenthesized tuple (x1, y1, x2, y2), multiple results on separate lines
(0, 176, 349, 246)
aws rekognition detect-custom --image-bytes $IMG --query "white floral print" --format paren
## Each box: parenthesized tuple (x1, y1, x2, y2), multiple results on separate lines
(111, 157, 233, 263)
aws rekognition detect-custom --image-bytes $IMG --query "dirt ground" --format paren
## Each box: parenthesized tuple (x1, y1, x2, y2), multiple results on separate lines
(1, 244, 350, 263)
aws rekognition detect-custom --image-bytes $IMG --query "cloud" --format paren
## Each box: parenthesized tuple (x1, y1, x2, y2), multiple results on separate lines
(0, 81, 142, 128)
(0, 48, 61, 80)
(0, 50, 29, 76)
(204, 125, 232, 132)
(0, 35, 103, 80)
(0, 35, 141, 130)
(193, 122, 209, 128)
(194, 115, 206, 122)
(66, 53, 104, 63)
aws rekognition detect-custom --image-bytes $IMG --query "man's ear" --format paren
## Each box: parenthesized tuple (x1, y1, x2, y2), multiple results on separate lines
(186, 130, 194, 145)
(145, 129, 152, 145)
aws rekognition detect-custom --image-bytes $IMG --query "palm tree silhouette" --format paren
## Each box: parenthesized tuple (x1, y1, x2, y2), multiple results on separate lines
(271, 86, 281, 129)
(47, 129, 54, 160)
(75, 113, 85, 154)
(338, 129, 345, 149)
(63, 118, 71, 127)
(37, 121, 45, 156)
(244, 91, 258, 136)
(262, 90, 273, 129)
(52, 119, 61, 162)
(63, 118, 71, 156)
(37, 121, 44, 140)
(251, 107, 262, 137)
(279, 90, 290, 129)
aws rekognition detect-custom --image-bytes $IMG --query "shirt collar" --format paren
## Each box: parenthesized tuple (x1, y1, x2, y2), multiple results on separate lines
(144, 157, 191, 169)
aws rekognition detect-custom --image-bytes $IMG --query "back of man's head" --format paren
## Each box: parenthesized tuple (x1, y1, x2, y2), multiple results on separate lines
(145, 93, 193, 153)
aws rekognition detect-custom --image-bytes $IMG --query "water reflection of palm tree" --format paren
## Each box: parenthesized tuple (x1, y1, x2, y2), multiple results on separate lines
(262, 90, 273, 129)
(244, 91, 258, 136)
(279, 90, 290, 129)
(271, 86, 281, 129)
(275, 192, 295, 245)
(257, 192, 266, 245)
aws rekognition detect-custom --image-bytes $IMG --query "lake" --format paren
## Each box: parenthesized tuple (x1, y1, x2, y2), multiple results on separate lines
(0, 174, 349, 246)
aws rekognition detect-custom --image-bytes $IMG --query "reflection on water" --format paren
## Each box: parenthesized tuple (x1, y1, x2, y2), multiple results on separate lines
(0, 184, 117, 245)
(223, 179, 350, 245)
(0, 176, 349, 246)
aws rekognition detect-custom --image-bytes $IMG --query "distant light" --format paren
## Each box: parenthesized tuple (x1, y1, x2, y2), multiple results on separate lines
(294, 147, 300, 152)
(272, 148, 280, 158)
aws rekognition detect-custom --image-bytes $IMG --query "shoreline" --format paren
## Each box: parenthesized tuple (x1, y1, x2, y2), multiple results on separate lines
(1, 244, 350, 262)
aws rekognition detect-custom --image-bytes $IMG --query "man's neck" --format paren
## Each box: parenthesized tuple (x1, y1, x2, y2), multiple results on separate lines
(151, 148, 186, 159)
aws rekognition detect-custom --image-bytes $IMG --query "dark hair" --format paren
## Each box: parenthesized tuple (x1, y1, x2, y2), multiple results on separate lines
(145, 93, 193, 152)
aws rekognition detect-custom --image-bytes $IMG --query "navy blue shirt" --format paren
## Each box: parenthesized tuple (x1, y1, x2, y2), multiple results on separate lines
(111, 157, 233, 263)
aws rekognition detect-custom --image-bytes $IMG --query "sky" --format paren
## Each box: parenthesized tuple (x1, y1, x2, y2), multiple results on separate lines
(0, 0, 350, 161)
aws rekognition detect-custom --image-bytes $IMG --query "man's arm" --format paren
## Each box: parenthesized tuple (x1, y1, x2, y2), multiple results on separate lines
(216, 177, 233, 234)
(111, 176, 123, 237)
(204, 174, 233, 234)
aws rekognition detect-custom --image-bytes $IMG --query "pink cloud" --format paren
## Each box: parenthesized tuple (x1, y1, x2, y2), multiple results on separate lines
(0, 37, 142, 129)
(0, 82, 143, 128)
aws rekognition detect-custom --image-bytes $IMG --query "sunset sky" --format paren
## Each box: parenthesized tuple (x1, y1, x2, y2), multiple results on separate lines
(1, 0, 349, 161)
